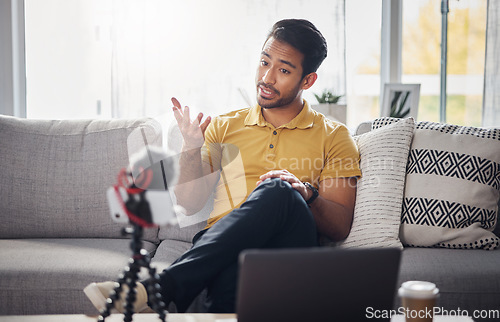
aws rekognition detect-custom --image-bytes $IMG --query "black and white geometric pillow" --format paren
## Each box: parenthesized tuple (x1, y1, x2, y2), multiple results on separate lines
(373, 117, 500, 250)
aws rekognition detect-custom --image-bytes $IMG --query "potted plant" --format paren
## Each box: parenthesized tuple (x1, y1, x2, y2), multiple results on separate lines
(312, 89, 347, 124)
(314, 89, 343, 104)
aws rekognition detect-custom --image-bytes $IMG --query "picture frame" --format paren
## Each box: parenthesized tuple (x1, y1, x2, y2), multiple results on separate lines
(381, 83, 421, 119)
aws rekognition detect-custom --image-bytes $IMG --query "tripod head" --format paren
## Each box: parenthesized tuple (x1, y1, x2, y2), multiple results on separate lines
(107, 146, 180, 228)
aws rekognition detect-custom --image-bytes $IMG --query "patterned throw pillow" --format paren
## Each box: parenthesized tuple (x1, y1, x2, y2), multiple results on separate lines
(373, 117, 500, 250)
(338, 117, 415, 249)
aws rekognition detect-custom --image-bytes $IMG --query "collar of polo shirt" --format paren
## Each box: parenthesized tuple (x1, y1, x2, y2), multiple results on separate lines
(244, 100, 315, 130)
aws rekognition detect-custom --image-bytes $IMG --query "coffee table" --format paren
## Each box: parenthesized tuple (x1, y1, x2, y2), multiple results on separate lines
(0, 314, 236, 322)
(0, 313, 477, 321)
(0, 313, 476, 322)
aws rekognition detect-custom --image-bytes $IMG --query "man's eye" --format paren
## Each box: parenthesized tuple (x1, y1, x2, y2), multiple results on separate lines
(260, 60, 268, 66)
(280, 68, 290, 74)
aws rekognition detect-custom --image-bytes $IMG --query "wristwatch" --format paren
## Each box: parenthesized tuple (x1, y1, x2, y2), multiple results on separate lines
(303, 182, 319, 205)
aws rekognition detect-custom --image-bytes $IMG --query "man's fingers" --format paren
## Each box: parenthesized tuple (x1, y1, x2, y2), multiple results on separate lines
(259, 170, 285, 180)
(291, 182, 309, 199)
(200, 116, 211, 133)
(171, 97, 182, 110)
(171, 97, 211, 140)
(257, 170, 308, 199)
(172, 97, 191, 122)
(195, 112, 203, 125)
(172, 97, 185, 125)
(280, 174, 297, 182)
(172, 106, 183, 124)
(182, 105, 190, 121)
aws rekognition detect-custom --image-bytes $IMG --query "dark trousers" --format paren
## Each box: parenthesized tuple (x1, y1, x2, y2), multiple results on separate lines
(157, 178, 319, 312)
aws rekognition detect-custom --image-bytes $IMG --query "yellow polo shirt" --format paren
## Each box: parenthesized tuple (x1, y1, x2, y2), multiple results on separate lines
(202, 100, 361, 228)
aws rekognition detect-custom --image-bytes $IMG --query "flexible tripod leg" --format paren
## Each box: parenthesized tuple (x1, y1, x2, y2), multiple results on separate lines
(122, 225, 144, 322)
(145, 266, 167, 321)
(96, 224, 167, 322)
(97, 277, 123, 321)
(123, 263, 141, 322)
(97, 269, 137, 321)
(131, 225, 167, 321)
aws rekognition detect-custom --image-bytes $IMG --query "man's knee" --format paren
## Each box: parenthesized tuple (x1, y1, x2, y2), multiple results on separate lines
(257, 177, 298, 200)
(254, 179, 317, 247)
(254, 178, 310, 216)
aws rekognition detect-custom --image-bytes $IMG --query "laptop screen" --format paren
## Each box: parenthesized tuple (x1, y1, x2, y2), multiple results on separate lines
(237, 247, 401, 322)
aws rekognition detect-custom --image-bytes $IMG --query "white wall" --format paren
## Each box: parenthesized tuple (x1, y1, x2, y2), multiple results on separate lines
(23, 0, 345, 120)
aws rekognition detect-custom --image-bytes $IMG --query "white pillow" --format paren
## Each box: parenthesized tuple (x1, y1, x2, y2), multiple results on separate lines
(339, 117, 415, 249)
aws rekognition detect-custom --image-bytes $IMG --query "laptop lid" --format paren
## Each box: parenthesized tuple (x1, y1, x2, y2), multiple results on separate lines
(237, 247, 401, 322)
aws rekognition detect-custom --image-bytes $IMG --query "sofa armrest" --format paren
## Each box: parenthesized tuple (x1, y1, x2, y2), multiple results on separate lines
(354, 121, 372, 136)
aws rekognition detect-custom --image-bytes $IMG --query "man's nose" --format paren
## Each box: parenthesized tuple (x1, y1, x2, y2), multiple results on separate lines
(262, 68, 276, 85)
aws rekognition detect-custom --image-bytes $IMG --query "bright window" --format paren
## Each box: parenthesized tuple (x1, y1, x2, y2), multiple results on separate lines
(345, 0, 382, 128)
(402, 0, 486, 126)
(24, 0, 346, 121)
(25, 0, 113, 119)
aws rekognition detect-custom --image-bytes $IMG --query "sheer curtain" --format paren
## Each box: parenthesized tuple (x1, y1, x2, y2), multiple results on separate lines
(482, 0, 500, 127)
(110, 0, 346, 120)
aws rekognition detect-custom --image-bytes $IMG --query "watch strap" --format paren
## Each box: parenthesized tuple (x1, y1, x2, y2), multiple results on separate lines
(304, 182, 319, 205)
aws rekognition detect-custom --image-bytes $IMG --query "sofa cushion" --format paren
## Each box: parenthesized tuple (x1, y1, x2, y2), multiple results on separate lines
(151, 238, 194, 269)
(398, 248, 500, 314)
(338, 118, 414, 249)
(0, 238, 157, 315)
(0, 115, 162, 242)
(159, 210, 210, 243)
(373, 118, 500, 250)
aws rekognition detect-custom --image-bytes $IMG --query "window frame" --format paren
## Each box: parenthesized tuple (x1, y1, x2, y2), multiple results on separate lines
(0, 0, 26, 118)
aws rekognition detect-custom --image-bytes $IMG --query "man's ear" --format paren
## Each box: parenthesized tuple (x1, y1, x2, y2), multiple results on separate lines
(301, 72, 318, 90)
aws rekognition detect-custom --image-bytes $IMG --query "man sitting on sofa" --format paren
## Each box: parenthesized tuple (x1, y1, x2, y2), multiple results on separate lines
(85, 18, 361, 314)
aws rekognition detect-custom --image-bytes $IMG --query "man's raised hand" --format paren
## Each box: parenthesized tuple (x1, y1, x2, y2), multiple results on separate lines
(172, 97, 211, 149)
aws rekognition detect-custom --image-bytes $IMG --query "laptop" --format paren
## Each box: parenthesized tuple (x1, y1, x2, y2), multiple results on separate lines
(237, 247, 401, 322)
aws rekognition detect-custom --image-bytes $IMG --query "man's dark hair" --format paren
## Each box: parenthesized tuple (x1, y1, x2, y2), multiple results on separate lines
(265, 19, 328, 78)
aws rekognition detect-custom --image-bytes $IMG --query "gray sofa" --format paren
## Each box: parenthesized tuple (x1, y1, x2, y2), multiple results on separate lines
(0, 114, 499, 320)
(0, 115, 206, 315)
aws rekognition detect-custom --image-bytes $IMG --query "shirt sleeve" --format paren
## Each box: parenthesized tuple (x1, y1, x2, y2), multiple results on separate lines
(319, 125, 361, 183)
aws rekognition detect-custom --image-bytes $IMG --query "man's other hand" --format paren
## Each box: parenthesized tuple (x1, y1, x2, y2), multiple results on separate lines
(256, 169, 311, 202)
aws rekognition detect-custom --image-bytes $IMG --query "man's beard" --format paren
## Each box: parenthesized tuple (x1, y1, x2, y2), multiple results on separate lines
(256, 81, 301, 109)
